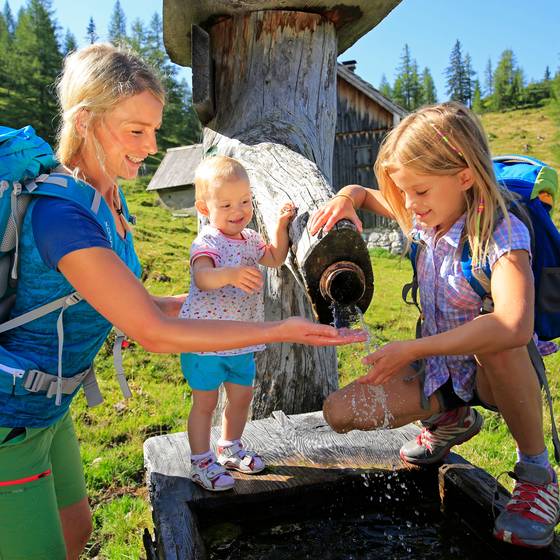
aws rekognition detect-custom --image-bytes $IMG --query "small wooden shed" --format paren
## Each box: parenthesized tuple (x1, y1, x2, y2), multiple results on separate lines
(147, 144, 203, 216)
(148, 62, 406, 224)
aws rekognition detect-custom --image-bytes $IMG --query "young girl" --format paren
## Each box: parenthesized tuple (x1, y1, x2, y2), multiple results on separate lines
(309, 102, 559, 548)
(179, 156, 296, 491)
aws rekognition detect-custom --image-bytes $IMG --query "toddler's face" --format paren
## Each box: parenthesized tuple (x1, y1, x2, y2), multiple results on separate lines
(389, 165, 473, 234)
(202, 179, 253, 238)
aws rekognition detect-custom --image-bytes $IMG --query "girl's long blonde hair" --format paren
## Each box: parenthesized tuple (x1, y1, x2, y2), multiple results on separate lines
(374, 101, 512, 271)
(56, 43, 165, 175)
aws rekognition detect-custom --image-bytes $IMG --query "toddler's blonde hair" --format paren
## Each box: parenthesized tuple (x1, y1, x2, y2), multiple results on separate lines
(194, 156, 250, 201)
(374, 101, 513, 271)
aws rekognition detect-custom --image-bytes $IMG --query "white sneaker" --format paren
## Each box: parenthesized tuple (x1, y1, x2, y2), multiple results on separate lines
(217, 441, 265, 474)
(190, 453, 235, 491)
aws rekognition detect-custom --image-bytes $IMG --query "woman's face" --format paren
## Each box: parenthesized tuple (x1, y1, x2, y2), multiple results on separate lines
(89, 90, 163, 181)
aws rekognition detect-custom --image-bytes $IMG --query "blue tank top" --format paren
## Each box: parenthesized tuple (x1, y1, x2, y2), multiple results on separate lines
(0, 183, 142, 427)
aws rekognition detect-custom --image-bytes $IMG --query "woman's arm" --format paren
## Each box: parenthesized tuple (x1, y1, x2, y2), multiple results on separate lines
(308, 185, 394, 235)
(360, 250, 534, 384)
(58, 247, 363, 352)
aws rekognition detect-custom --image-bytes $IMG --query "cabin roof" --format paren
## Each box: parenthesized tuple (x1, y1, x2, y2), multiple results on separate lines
(147, 144, 204, 191)
(337, 63, 407, 119)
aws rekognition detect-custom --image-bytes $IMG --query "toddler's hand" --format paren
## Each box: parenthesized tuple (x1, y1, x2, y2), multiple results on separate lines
(277, 202, 296, 227)
(228, 266, 263, 293)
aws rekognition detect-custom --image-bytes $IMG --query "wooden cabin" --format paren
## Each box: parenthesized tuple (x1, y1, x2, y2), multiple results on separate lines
(148, 61, 406, 228)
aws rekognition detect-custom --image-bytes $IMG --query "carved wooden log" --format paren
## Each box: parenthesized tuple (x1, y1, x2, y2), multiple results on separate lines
(196, 11, 373, 420)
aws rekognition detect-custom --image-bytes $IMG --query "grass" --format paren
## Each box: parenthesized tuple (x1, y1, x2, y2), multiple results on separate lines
(76, 104, 560, 558)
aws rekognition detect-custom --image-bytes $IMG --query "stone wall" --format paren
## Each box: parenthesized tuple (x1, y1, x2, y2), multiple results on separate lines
(364, 224, 405, 254)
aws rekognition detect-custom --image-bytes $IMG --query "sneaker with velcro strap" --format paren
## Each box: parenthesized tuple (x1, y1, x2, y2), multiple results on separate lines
(217, 441, 265, 474)
(190, 453, 235, 492)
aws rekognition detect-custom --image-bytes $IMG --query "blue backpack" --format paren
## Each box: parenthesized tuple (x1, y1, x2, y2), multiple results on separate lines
(0, 125, 130, 406)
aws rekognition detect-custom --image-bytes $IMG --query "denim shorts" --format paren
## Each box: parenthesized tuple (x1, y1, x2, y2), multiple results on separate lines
(181, 352, 256, 391)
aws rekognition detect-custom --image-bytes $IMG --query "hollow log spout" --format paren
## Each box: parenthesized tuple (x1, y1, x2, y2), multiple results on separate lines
(195, 10, 373, 419)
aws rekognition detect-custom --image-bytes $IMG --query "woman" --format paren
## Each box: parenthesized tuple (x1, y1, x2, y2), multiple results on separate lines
(0, 44, 360, 559)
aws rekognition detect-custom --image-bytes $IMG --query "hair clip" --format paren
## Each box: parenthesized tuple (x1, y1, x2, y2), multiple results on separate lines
(429, 123, 465, 160)
(477, 199, 485, 214)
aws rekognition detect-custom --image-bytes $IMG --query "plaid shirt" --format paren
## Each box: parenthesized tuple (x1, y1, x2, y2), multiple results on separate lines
(413, 211, 545, 402)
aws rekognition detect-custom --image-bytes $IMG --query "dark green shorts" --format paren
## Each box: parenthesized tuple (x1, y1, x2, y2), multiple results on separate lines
(0, 411, 87, 559)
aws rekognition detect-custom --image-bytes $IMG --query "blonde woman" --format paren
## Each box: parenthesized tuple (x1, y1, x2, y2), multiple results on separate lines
(0, 44, 361, 559)
(310, 102, 559, 549)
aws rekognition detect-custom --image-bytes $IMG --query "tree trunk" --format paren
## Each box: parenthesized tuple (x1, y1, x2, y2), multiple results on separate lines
(200, 10, 349, 421)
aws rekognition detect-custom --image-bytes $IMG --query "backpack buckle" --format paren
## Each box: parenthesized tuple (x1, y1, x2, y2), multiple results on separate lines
(23, 370, 49, 393)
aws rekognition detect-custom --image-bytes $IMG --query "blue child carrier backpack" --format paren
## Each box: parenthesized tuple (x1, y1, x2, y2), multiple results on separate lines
(0, 125, 131, 406)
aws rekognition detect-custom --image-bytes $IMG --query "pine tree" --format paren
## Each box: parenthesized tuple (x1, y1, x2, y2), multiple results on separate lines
(378, 74, 392, 99)
(462, 53, 476, 107)
(492, 49, 520, 110)
(484, 58, 493, 97)
(0, 11, 10, 87)
(421, 67, 437, 105)
(86, 16, 98, 44)
(62, 28, 77, 55)
(129, 12, 200, 168)
(544, 66, 551, 82)
(392, 44, 422, 110)
(9, 0, 62, 142)
(445, 39, 468, 104)
(108, 0, 126, 45)
(472, 79, 483, 113)
(3, 0, 15, 35)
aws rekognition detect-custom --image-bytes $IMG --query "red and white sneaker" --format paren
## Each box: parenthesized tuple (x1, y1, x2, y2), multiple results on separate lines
(494, 462, 559, 548)
(400, 407, 483, 465)
(217, 441, 265, 474)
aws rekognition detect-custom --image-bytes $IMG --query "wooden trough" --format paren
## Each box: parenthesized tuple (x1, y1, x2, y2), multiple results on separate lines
(143, 411, 560, 559)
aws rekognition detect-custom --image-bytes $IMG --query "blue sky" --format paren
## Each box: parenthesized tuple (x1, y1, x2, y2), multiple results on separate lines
(7, 0, 560, 100)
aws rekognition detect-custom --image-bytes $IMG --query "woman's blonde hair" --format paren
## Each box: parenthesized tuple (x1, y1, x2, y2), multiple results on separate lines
(374, 101, 512, 271)
(56, 43, 165, 174)
(194, 156, 250, 201)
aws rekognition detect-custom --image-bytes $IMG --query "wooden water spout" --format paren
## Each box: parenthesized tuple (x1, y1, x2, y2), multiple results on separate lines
(162, 1, 399, 420)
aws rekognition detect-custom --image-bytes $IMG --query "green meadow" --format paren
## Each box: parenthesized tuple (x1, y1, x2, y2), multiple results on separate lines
(76, 103, 560, 558)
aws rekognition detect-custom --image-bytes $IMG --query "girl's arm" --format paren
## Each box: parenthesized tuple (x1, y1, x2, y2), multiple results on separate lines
(308, 184, 395, 235)
(58, 247, 360, 352)
(360, 250, 534, 385)
(259, 202, 296, 268)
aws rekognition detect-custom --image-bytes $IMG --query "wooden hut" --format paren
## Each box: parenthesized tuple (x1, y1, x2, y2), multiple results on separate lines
(147, 144, 203, 216)
(148, 62, 406, 226)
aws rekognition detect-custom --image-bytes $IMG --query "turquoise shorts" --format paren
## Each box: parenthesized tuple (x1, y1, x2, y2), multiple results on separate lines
(181, 352, 256, 391)
(0, 411, 87, 559)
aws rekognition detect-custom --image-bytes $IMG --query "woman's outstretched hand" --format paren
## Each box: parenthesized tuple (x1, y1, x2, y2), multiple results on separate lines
(308, 195, 363, 236)
(279, 317, 367, 346)
(357, 340, 417, 385)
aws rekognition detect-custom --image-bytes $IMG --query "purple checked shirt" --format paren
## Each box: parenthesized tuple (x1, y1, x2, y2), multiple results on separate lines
(413, 211, 554, 402)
